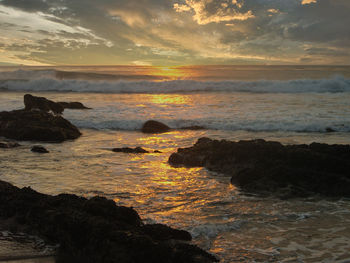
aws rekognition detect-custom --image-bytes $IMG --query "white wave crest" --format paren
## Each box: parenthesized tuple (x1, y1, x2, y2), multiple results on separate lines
(1, 75, 350, 94)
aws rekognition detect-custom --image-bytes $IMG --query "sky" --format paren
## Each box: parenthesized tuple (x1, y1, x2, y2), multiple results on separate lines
(0, 0, 349, 66)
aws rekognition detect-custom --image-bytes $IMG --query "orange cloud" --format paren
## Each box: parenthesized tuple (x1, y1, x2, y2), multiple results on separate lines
(174, 0, 254, 25)
(301, 0, 317, 5)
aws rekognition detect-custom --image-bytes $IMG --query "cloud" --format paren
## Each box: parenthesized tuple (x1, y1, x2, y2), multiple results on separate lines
(301, 0, 317, 5)
(174, 0, 255, 25)
(0, 0, 349, 65)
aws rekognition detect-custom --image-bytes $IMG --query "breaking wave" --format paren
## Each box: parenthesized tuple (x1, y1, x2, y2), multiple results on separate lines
(0, 70, 350, 94)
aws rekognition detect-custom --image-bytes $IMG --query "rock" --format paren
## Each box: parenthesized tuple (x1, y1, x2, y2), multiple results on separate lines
(0, 110, 81, 142)
(0, 180, 218, 263)
(326, 127, 336, 132)
(112, 147, 149, 153)
(24, 94, 64, 115)
(141, 120, 170, 133)
(169, 138, 350, 198)
(180, 126, 205, 130)
(0, 141, 20, 148)
(31, 145, 49, 153)
(57, 102, 91, 110)
(153, 150, 162, 153)
(141, 224, 192, 241)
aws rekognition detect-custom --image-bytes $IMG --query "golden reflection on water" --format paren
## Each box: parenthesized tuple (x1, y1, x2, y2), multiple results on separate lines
(142, 94, 193, 106)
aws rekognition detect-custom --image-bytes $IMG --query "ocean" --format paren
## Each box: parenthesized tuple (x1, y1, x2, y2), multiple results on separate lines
(1, 65, 350, 262)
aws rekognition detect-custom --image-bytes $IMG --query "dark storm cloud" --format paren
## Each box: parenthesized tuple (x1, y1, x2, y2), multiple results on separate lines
(0, 0, 349, 65)
(0, 0, 50, 12)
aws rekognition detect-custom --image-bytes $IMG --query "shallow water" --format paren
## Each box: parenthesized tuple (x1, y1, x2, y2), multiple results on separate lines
(1, 75, 350, 262)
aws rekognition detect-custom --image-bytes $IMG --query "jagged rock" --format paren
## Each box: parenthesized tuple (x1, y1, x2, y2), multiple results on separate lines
(0, 180, 218, 263)
(169, 138, 350, 198)
(0, 110, 81, 142)
(0, 141, 20, 148)
(141, 224, 192, 241)
(141, 120, 170, 133)
(24, 94, 64, 115)
(31, 145, 49, 153)
(112, 147, 149, 153)
(57, 102, 91, 110)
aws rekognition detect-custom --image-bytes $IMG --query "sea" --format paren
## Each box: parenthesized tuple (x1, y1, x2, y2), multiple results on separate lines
(1, 65, 350, 262)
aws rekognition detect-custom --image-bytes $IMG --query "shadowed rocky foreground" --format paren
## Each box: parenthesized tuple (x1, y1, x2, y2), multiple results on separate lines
(0, 180, 218, 263)
(169, 138, 350, 198)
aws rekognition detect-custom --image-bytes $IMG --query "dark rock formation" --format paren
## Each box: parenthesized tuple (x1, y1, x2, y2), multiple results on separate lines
(0, 141, 20, 148)
(180, 126, 205, 130)
(0, 180, 218, 263)
(169, 138, 350, 198)
(325, 127, 336, 132)
(24, 94, 64, 115)
(112, 147, 149, 153)
(0, 110, 81, 142)
(24, 94, 91, 113)
(142, 120, 170, 133)
(57, 102, 91, 110)
(31, 145, 49, 153)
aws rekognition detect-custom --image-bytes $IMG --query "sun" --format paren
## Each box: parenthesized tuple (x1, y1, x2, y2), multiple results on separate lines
(146, 66, 189, 80)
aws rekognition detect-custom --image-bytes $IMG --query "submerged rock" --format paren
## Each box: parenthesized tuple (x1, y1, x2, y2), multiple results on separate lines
(180, 126, 205, 130)
(112, 147, 149, 153)
(0, 110, 81, 142)
(31, 145, 49, 153)
(0, 141, 20, 148)
(57, 101, 91, 110)
(0, 180, 218, 263)
(169, 138, 350, 198)
(24, 94, 64, 115)
(141, 120, 170, 133)
(325, 127, 336, 133)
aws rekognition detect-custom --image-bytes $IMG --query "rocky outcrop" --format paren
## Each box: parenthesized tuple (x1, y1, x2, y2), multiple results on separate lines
(0, 110, 81, 142)
(0, 141, 20, 148)
(24, 94, 64, 115)
(141, 120, 170, 133)
(169, 138, 350, 198)
(112, 147, 149, 153)
(31, 145, 49, 153)
(57, 102, 91, 110)
(0, 180, 218, 263)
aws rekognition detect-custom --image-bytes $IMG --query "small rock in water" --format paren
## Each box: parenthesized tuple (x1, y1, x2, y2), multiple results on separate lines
(153, 150, 162, 153)
(141, 120, 170, 133)
(0, 141, 20, 148)
(58, 101, 91, 109)
(112, 147, 149, 153)
(31, 145, 49, 153)
(326, 127, 336, 132)
(180, 125, 205, 130)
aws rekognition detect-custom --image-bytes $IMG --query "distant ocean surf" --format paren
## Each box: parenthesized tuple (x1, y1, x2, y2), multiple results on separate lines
(1, 69, 350, 94)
